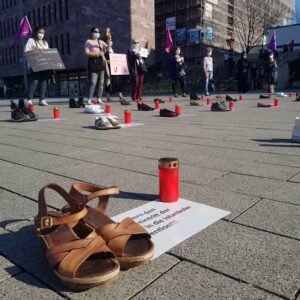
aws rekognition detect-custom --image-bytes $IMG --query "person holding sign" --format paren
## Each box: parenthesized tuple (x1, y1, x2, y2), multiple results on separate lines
(127, 39, 147, 101)
(85, 27, 108, 105)
(103, 33, 130, 105)
(24, 26, 50, 106)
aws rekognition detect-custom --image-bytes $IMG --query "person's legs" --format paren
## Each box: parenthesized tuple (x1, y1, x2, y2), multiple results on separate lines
(96, 71, 105, 102)
(205, 71, 213, 95)
(28, 72, 40, 101)
(172, 79, 177, 96)
(136, 75, 144, 99)
(131, 76, 138, 100)
(179, 77, 186, 95)
(88, 71, 98, 103)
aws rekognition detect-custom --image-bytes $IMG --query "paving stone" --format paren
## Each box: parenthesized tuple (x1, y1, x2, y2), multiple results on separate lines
(133, 261, 280, 300)
(170, 220, 300, 298)
(0, 222, 179, 298)
(0, 255, 21, 283)
(0, 189, 37, 230)
(234, 199, 300, 239)
(0, 273, 63, 299)
(206, 173, 300, 205)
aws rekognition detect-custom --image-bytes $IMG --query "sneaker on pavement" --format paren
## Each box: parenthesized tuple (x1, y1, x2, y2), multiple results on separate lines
(84, 105, 104, 114)
(39, 100, 49, 106)
(95, 116, 114, 130)
(159, 108, 177, 117)
(106, 115, 121, 129)
(138, 103, 154, 111)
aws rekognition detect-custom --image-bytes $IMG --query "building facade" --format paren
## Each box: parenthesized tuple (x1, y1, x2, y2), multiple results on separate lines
(0, 0, 155, 97)
(155, 0, 295, 65)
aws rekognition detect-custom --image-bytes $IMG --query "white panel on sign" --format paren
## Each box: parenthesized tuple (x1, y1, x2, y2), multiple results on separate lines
(112, 198, 230, 259)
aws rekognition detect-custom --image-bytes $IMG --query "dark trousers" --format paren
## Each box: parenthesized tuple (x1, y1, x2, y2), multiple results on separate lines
(28, 70, 50, 101)
(172, 77, 186, 95)
(132, 75, 144, 100)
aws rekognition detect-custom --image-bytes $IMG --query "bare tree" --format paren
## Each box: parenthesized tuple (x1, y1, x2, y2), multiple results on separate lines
(234, 0, 293, 53)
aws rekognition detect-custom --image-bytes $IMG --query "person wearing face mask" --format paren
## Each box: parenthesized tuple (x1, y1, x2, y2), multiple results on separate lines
(168, 46, 187, 98)
(24, 26, 50, 106)
(127, 39, 147, 101)
(265, 52, 277, 94)
(85, 27, 108, 105)
(203, 48, 213, 96)
(103, 33, 129, 105)
(237, 52, 250, 94)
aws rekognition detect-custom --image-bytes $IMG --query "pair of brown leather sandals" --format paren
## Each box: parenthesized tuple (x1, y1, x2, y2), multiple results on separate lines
(34, 183, 154, 290)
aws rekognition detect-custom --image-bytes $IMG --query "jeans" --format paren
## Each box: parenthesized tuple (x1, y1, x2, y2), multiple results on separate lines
(28, 71, 49, 101)
(132, 75, 144, 100)
(88, 71, 105, 99)
(205, 71, 213, 95)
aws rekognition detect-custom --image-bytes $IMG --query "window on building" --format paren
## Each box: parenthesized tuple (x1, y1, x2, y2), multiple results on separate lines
(37, 7, 41, 25)
(60, 33, 64, 55)
(32, 9, 36, 28)
(65, 0, 69, 20)
(0, 22, 2, 38)
(59, 0, 63, 21)
(49, 36, 53, 48)
(48, 4, 51, 24)
(43, 6, 46, 25)
(53, 2, 57, 23)
(66, 32, 70, 54)
(54, 35, 58, 48)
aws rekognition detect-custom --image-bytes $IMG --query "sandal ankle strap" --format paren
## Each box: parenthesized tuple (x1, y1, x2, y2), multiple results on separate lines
(35, 183, 88, 234)
(69, 183, 120, 213)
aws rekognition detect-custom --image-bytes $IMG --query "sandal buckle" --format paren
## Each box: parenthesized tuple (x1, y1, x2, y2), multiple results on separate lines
(40, 216, 53, 229)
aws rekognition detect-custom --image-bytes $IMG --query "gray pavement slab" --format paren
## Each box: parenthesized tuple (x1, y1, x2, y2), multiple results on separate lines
(132, 261, 281, 300)
(170, 220, 300, 299)
(206, 173, 300, 205)
(0, 256, 21, 284)
(233, 199, 300, 239)
(0, 273, 63, 300)
(0, 222, 179, 299)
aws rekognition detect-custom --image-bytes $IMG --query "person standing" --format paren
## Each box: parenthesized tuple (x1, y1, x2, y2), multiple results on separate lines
(237, 52, 250, 94)
(103, 33, 129, 104)
(85, 27, 108, 105)
(127, 39, 147, 101)
(289, 39, 295, 53)
(266, 52, 277, 94)
(25, 26, 50, 106)
(168, 46, 187, 98)
(203, 47, 213, 96)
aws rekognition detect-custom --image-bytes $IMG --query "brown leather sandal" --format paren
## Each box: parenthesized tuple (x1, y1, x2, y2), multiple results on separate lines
(34, 183, 120, 290)
(68, 183, 154, 269)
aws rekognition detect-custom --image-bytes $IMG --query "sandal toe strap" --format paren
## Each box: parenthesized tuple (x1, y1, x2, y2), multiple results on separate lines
(98, 217, 151, 256)
(48, 235, 114, 278)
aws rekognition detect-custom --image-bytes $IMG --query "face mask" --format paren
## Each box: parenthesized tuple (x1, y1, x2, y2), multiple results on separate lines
(92, 32, 100, 39)
(176, 50, 180, 55)
(37, 33, 44, 40)
(110, 41, 113, 47)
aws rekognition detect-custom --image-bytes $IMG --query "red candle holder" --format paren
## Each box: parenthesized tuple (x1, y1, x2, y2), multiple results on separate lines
(155, 101, 160, 109)
(175, 105, 181, 115)
(169, 96, 173, 103)
(229, 101, 235, 110)
(53, 107, 60, 119)
(28, 103, 34, 112)
(124, 110, 132, 124)
(201, 95, 205, 100)
(274, 98, 279, 107)
(239, 95, 243, 101)
(158, 158, 179, 203)
(105, 104, 111, 114)
(206, 98, 212, 106)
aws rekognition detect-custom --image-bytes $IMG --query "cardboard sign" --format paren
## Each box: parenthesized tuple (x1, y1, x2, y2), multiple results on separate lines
(109, 53, 129, 76)
(140, 48, 149, 58)
(25, 48, 65, 72)
(112, 198, 230, 259)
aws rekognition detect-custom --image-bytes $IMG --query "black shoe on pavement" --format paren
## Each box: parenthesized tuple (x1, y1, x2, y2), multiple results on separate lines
(69, 98, 80, 108)
(18, 99, 38, 121)
(77, 97, 85, 107)
(160, 108, 177, 117)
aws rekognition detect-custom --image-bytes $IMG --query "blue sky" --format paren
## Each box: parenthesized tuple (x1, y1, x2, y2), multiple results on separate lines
(297, 0, 300, 14)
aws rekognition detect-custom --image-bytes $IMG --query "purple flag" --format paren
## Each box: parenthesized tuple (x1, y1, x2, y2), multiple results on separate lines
(165, 27, 173, 54)
(13, 16, 32, 47)
(268, 31, 277, 53)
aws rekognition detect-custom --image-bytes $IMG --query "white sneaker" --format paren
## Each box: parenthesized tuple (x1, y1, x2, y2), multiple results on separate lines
(95, 116, 114, 130)
(276, 92, 288, 97)
(97, 98, 103, 104)
(87, 99, 93, 105)
(39, 100, 49, 106)
(106, 115, 121, 129)
(84, 104, 104, 114)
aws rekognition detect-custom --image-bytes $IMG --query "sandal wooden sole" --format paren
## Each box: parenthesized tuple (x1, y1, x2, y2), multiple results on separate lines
(54, 263, 119, 290)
